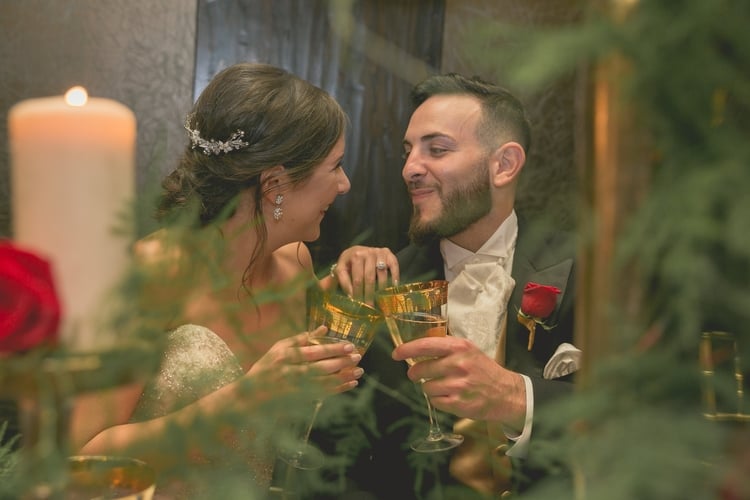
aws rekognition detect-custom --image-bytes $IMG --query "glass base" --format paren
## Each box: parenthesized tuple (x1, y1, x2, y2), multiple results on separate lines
(410, 432, 464, 453)
(277, 442, 325, 470)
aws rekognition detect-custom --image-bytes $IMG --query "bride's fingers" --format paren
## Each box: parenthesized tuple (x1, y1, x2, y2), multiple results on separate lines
(318, 366, 364, 393)
(305, 351, 362, 375)
(367, 249, 395, 299)
(332, 379, 359, 394)
(337, 365, 365, 383)
(377, 252, 399, 289)
(277, 331, 315, 350)
(300, 340, 357, 363)
(333, 246, 398, 301)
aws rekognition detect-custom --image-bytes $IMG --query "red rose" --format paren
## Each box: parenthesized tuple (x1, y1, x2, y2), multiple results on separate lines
(520, 282, 561, 319)
(0, 241, 61, 354)
(517, 282, 561, 350)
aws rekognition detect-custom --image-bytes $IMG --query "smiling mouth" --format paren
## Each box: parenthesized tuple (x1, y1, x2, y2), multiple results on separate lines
(409, 187, 437, 202)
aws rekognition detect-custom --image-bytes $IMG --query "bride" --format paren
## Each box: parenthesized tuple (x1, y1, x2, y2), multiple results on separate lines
(71, 63, 398, 495)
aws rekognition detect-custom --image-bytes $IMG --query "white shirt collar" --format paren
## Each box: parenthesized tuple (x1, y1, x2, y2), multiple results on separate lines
(440, 210, 518, 279)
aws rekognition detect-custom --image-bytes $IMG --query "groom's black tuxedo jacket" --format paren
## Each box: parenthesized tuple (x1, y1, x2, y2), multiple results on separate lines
(341, 217, 577, 499)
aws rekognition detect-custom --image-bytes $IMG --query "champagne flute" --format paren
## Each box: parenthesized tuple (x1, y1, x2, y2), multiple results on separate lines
(277, 288, 382, 470)
(376, 280, 464, 453)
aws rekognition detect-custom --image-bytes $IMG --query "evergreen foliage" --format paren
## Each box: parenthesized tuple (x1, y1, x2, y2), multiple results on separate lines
(463, 1, 750, 498)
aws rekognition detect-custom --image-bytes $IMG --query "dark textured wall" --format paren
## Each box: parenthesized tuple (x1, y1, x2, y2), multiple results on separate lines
(443, 0, 582, 230)
(0, 0, 197, 238)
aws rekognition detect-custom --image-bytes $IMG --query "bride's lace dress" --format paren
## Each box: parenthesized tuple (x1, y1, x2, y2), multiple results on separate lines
(131, 324, 274, 496)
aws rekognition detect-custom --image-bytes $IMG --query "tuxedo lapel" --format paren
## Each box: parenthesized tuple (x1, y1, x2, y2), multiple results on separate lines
(510, 257, 573, 329)
(507, 219, 575, 371)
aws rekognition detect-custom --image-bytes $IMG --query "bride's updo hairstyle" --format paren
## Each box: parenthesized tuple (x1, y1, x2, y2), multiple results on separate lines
(156, 63, 347, 228)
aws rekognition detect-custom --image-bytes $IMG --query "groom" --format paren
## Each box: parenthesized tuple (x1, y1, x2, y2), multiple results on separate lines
(345, 73, 578, 498)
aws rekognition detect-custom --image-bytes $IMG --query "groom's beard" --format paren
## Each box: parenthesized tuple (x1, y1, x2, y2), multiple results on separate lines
(408, 164, 492, 246)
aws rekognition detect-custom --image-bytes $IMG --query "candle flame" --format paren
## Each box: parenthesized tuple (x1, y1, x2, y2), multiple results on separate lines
(65, 86, 88, 107)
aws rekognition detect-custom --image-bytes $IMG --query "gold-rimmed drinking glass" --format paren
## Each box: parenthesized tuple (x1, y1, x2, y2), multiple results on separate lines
(66, 455, 156, 499)
(277, 288, 382, 470)
(376, 280, 464, 453)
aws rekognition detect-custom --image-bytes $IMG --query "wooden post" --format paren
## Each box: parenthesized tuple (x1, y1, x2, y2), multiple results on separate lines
(574, 34, 652, 387)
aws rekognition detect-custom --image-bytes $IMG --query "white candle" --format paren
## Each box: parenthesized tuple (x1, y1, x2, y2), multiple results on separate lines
(9, 87, 136, 350)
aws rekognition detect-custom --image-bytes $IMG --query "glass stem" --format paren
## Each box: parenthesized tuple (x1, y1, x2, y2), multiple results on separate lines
(301, 399, 324, 445)
(421, 389, 444, 441)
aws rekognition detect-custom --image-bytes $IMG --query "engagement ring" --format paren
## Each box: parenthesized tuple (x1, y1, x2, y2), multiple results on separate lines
(376, 261, 387, 271)
(329, 263, 338, 278)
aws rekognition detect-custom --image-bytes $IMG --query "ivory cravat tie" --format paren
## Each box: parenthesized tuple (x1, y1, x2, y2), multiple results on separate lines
(447, 258, 516, 359)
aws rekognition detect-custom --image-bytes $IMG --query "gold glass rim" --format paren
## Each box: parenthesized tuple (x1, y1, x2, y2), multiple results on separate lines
(312, 289, 383, 321)
(376, 279, 448, 297)
(374, 280, 448, 316)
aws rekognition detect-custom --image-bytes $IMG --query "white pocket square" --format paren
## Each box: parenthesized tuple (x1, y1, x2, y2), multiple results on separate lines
(543, 342, 582, 379)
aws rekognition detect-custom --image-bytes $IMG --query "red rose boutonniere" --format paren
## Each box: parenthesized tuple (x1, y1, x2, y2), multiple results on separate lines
(517, 282, 561, 350)
(0, 241, 61, 355)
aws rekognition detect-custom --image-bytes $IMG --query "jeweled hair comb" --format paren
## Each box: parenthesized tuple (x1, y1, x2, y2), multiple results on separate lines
(184, 114, 249, 155)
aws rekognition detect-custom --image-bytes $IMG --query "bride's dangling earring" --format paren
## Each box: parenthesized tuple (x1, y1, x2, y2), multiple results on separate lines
(273, 194, 284, 221)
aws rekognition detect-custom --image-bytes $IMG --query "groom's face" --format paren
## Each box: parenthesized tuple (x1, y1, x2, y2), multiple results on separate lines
(401, 94, 492, 245)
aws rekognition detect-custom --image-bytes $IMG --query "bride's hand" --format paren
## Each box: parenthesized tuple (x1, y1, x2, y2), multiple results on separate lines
(325, 245, 399, 304)
(246, 330, 364, 398)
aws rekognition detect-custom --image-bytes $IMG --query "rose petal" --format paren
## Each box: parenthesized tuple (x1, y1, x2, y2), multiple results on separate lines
(0, 242, 61, 353)
(520, 282, 561, 319)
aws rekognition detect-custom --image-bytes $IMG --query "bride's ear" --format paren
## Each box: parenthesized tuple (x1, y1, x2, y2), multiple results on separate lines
(260, 165, 287, 199)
